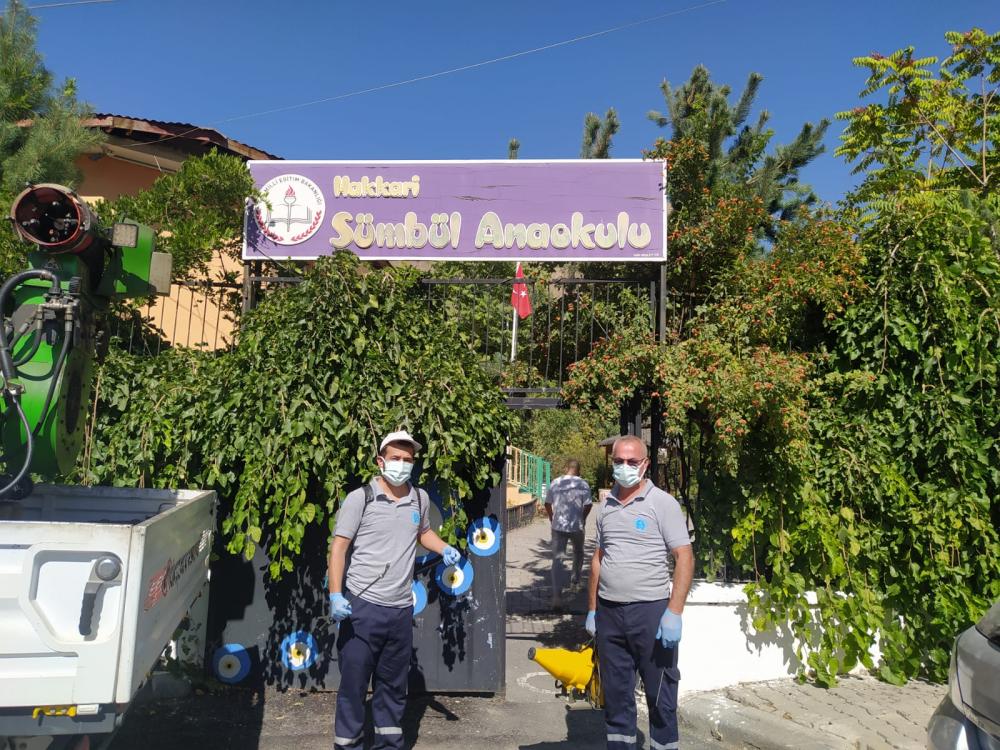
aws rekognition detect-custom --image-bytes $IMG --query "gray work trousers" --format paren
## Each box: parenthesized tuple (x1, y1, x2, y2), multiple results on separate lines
(550, 528, 585, 599)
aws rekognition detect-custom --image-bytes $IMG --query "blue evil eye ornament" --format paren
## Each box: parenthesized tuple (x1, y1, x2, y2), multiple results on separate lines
(466, 517, 502, 557)
(212, 643, 251, 684)
(412, 580, 428, 615)
(280, 631, 318, 672)
(435, 557, 475, 596)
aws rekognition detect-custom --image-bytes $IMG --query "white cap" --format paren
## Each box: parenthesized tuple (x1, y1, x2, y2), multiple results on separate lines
(379, 429, 422, 454)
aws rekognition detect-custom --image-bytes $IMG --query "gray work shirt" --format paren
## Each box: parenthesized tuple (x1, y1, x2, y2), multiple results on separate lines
(595, 480, 691, 603)
(334, 479, 430, 608)
(545, 474, 592, 533)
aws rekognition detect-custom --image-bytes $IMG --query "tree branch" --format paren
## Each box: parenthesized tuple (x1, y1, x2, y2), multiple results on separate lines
(917, 109, 987, 187)
(982, 74, 991, 186)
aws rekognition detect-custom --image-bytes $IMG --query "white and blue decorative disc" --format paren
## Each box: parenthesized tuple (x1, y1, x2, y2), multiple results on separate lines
(412, 580, 428, 615)
(213, 643, 251, 684)
(280, 631, 318, 672)
(435, 557, 474, 596)
(467, 517, 502, 557)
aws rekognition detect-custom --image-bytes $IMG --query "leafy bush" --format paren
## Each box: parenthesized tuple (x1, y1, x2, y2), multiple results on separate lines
(80, 254, 514, 577)
(566, 190, 1000, 685)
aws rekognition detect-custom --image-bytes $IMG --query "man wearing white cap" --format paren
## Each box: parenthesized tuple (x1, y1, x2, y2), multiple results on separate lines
(327, 430, 460, 750)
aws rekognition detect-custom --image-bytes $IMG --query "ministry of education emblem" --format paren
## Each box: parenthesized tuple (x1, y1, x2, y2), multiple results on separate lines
(254, 174, 325, 245)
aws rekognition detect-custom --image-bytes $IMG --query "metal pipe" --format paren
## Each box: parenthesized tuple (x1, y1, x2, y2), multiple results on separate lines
(659, 263, 667, 344)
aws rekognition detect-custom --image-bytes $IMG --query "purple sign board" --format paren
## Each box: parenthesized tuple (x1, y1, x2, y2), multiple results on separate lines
(242, 160, 666, 262)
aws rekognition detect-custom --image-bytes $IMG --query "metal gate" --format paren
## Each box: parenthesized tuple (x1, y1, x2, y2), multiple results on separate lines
(421, 276, 657, 398)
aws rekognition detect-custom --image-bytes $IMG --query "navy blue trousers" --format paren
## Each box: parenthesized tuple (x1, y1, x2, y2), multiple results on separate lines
(596, 597, 681, 750)
(334, 591, 412, 749)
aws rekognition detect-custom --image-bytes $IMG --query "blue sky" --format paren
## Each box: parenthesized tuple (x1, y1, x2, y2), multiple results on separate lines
(32, 0, 999, 204)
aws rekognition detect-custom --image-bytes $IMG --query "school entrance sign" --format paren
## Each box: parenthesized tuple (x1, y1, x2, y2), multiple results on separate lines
(243, 159, 667, 262)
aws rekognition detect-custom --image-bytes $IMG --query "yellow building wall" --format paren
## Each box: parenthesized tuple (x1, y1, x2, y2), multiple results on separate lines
(137, 260, 239, 350)
(75, 154, 161, 203)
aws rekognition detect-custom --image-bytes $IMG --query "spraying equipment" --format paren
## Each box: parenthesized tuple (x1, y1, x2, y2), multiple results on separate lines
(528, 643, 604, 708)
(0, 184, 215, 750)
(0, 183, 171, 497)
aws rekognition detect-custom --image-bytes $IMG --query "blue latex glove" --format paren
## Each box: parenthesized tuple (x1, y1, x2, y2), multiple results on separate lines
(656, 608, 682, 648)
(329, 592, 352, 622)
(442, 545, 461, 566)
(585, 610, 597, 637)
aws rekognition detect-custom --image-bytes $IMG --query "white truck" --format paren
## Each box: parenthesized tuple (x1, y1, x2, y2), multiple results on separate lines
(0, 485, 216, 750)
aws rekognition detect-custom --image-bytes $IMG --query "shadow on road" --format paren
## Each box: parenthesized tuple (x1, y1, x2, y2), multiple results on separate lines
(517, 704, 644, 750)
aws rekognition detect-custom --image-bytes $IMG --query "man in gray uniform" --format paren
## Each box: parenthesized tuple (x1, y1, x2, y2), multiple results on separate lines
(544, 458, 592, 609)
(585, 435, 694, 750)
(327, 430, 460, 750)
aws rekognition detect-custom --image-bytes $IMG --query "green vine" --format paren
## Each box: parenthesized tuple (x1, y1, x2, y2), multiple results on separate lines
(78, 254, 514, 578)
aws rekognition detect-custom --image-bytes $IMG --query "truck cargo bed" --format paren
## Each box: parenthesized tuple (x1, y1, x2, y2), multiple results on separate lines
(0, 485, 216, 737)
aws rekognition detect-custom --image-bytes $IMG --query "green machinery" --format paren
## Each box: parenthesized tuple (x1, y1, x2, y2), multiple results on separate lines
(0, 183, 170, 499)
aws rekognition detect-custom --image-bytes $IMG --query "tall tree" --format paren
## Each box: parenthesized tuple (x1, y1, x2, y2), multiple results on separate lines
(580, 107, 619, 159)
(568, 33, 1000, 687)
(0, 0, 102, 274)
(837, 28, 1000, 208)
(588, 66, 829, 288)
(649, 65, 829, 224)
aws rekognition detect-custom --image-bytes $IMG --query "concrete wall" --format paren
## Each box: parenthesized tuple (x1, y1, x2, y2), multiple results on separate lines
(678, 580, 879, 695)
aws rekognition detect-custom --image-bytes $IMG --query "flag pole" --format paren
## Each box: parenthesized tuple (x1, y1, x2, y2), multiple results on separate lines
(510, 261, 522, 363)
(510, 304, 519, 363)
(511, 261, 530, 363)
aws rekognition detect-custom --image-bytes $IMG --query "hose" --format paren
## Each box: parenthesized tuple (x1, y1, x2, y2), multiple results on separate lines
(0, 398, 33, 498)
(0, 269, 60, 499)
(353, 549, 445, 599)
(12, 325, 43, 367)
(31, 315, 73, 438)
(321, 551, 455, 624)
(0, 270, 59, 381)
(5, 312, 34, 346)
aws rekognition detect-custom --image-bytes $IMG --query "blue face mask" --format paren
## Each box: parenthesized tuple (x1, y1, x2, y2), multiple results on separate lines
(613, 462, 643, 488)
(381, 460, 413, 487)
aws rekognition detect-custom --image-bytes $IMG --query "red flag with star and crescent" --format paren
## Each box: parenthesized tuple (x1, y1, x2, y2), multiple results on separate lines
(511, 262, 532, 319)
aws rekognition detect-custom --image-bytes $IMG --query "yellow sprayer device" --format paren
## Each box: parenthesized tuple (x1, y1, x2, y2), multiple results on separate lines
(528, 644, 604, 708)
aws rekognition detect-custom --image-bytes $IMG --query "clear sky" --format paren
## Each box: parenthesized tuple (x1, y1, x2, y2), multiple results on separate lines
(31, 0, 1000, 204)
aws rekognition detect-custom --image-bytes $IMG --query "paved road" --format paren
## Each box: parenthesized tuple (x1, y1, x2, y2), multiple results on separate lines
(110, 510, 724, 749)
(506, 542, 721, 748)
(111, 509, 943, 749)
(112, 688, 725, 749)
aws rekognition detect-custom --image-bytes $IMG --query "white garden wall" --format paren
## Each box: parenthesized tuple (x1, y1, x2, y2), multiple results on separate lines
(678, 580, 879, 695)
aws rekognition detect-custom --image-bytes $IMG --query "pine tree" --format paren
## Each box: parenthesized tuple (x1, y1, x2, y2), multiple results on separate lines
(649, 65, 828, 225)
(580, 108, 619, 158)
(0, 0, 102, 274)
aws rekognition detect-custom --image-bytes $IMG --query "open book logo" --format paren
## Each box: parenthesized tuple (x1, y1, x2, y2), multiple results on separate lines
(254, 174, 325, 245)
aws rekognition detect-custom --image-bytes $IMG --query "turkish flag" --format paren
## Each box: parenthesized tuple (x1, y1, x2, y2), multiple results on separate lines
(511, 262, 532, 319)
